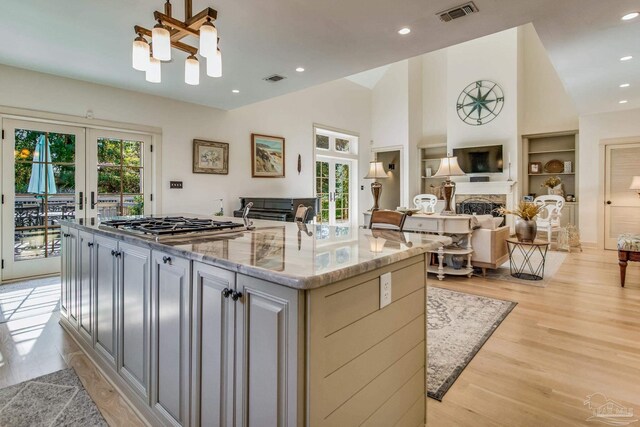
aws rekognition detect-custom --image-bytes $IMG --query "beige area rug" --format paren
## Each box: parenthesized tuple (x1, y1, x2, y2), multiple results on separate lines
(427, 287, 516, 401)
(475, 249, 567, 287)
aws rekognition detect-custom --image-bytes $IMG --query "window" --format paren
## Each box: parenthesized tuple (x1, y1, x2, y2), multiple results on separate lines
(315, 134, 329, 150)
(97, 138, 145, 216)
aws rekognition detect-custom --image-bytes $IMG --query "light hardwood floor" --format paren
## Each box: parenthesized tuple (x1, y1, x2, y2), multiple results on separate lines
(0, 249, 638, 426)
(427, 248, 640, 426)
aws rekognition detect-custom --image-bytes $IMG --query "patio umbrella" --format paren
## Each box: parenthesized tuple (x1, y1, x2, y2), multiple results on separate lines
(27, 135, 56, 195)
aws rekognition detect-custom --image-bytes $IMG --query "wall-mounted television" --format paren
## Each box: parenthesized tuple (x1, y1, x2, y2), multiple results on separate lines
(452, 145, 503, 174)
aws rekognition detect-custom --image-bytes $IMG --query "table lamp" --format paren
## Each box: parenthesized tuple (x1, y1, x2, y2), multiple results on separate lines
(364, 161, 387, 210)
(433, 156, 466, 215)
(631, 176, 640, 197)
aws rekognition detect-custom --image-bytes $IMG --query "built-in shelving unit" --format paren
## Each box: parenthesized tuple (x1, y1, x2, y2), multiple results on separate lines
(418, 144, 447, 195)
(522, 131, 579, 227)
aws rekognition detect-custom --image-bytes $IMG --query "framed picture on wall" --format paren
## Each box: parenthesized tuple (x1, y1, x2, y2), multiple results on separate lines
(193, 139, 229, 174)
(251, 133, 285, 178)
(528, 162, 542, 174)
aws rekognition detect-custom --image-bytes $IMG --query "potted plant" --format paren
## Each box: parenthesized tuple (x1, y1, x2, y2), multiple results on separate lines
(541, 176, 563, 196)
(496, 202, 544, 242)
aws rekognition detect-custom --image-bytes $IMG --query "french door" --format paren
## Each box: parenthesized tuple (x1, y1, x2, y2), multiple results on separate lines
(604, 143, 640, 249)
(1, 120, 86, 281)
(1, 122, 153, 281)
(315, 157, 353, 225)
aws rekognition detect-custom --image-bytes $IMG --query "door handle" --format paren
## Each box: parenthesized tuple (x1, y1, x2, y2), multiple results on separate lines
(606, 200, 612, 205)
(78, 192, 83, 210)
(90, 192, 96, 210)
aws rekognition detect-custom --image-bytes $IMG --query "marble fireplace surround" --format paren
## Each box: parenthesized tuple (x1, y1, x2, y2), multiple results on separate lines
(454, 181, 518, 229)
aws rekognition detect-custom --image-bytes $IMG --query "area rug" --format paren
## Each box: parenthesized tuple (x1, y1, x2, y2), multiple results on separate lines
(427, 287, 516, 401)
(0, 368, 107, 426)
(474, 250, 567, 287)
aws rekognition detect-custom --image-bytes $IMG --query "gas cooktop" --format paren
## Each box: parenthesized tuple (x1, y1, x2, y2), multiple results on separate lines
(100, 216, 246, 239)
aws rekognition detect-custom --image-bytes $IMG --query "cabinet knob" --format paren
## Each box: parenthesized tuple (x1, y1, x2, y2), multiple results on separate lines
(606, 200, 612, 205)
(222, 288, 232, 298)
(64, 233, 71, 237)
(87, 242, 94, 248)
(231, 291, 243, 301)
(111, 249, 116, 256)
(162, 256, 171, 264)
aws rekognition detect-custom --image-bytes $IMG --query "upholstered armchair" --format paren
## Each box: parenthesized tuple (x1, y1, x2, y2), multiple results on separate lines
(534, 195, 565, 242)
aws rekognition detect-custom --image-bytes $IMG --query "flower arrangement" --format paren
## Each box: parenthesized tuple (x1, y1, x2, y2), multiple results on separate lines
(541, 176, 562, 189)
(495, 201, 543, 221)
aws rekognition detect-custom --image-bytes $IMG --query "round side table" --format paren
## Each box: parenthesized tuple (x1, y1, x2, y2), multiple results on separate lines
(505, 238, 550, 281)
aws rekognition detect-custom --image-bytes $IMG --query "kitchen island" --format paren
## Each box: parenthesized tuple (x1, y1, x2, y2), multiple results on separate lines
(58, 216, 449, 427)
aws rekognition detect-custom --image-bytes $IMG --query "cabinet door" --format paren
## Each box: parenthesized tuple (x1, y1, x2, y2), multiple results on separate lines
(235, 275, 301, 427)
(94, 235, 118, 365)
(151, 251, 191, 426)
(60, 226, 70, 319)
(119, 242, 151, 400)
(66, 227, 79, 326)
(78, 231, 94, 343)
(191, 263, 235, 427)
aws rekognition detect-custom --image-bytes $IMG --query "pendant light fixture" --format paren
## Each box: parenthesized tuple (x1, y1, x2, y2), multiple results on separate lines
(133, 1, 222, 84)
(199, 18, 217, 58)
(146, 56, 162, 83)
(206, 48, 222, 78)
(132, 34, 150, 71)
(185, 55, 200, 85)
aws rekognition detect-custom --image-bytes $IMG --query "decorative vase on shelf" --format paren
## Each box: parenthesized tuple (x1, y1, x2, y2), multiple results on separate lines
(450, 254, 465, 270)
(515, 218, 537, 242)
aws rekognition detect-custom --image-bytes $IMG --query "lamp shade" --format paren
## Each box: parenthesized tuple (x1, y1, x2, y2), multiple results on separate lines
(364, 161, 387, 179)
(185, 55, 200, 85)
(433, 156, 465, 177)
(206, 49, 222, 77)
(199, 20, 218, 58)
(145, 57, 161, 83)
(152, 23, 171, 61)
(132, 36, 150, 71)
(630, 176, 640, 190)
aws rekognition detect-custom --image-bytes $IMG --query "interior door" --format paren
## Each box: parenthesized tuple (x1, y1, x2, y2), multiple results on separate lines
(604, 143, 640, 249)
(86, 129, 152, 219)
(1, 119, 85, 281)
(316, 157, 352, 226)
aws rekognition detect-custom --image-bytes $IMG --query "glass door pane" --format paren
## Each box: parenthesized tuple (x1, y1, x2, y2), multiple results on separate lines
(334, 162, 350, 224)
(2, 120, 85, 281)
(316, 160, 330, 224)
(315, 158, 353, 226)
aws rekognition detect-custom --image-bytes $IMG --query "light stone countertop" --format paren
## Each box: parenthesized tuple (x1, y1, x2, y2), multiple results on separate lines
(61, 216, 451, 290)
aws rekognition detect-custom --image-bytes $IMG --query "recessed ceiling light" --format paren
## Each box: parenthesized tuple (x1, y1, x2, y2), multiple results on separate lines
(295, 67, 305, 72)
(398, 27, 411, 35)
(620, 83, 631, 88)
(620, 55, 633, 61)
(619, 100, 628, 104)
(622, 12, 639, 21)
(232, 89, 240, 93)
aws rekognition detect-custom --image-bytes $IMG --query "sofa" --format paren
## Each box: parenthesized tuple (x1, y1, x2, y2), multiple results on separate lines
(471, 215, 510, 276)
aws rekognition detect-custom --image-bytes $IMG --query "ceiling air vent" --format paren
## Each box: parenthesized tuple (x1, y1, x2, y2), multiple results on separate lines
(263, 74, 287, 83)
(437, 2, 478, 22)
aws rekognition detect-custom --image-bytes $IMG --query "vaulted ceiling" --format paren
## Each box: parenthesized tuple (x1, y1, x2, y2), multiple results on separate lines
(0, 0, 638, 114)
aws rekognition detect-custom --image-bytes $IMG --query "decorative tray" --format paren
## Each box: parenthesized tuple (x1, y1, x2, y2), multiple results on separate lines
(544, 159, 564, 173)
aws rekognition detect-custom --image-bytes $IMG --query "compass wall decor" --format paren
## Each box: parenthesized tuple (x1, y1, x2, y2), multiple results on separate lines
(456, 80, 504, 126)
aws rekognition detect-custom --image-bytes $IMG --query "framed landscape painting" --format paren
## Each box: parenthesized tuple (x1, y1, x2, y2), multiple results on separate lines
(193, 139, 229, 174)
(251, 134, 285, 178)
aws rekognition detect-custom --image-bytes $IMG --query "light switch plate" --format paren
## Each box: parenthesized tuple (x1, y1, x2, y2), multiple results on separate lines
(380, 272, 392, 309)
(169, 181, 183, 189)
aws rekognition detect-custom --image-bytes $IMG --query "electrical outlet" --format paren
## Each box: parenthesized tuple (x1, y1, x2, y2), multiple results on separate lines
(380, 272, 392, 309)
(169, 181, 183, 189)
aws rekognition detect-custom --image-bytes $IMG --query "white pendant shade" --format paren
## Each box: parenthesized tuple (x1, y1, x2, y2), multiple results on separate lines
(152, 23, 171, 61)
(199, 21, 218, 58)
(206, 49, 222, 77)
(433, 156, 466, 177)
(146, 57, 161, 83)
(185, 55, 200, 85)
(132, 36, 150, 71)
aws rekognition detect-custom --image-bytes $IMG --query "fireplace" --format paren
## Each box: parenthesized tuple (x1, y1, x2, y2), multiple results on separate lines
(455, 195, 506, 226)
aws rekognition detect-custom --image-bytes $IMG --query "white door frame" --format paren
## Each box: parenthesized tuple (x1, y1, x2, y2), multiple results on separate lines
(372, 145, 406, 209)
(599, 137, 640, 250)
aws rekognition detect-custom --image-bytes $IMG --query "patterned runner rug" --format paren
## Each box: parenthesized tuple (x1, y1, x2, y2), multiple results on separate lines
(0, 369, 107, 426)
(427, 287, 516, 401)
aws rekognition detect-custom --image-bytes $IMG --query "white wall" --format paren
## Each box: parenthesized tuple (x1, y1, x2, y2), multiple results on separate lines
(579, 108, 640, 245)
(421, 50, 447, 146)
(0, 64, 372, 217)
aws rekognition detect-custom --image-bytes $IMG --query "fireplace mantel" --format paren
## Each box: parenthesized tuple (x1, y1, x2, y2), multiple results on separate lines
(455, 181, 517, 195)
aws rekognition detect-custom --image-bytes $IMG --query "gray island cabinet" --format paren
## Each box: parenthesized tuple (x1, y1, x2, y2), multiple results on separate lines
(59, 219, 448, 427)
